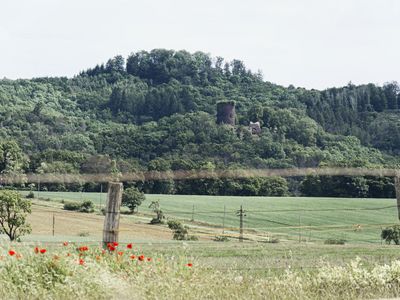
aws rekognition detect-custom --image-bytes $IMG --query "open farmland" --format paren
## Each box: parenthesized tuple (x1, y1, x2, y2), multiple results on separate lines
(20, 191, 399, 244)
(0, 192, 398, 299)
(6, 197, 400, 274)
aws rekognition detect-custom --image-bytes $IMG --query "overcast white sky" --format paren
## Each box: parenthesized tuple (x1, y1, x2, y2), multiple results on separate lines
(0, 0, 399, 89)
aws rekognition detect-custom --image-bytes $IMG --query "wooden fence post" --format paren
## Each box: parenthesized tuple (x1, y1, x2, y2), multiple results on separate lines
(395, 175, 400, 220)
(102, 182, 123, 249)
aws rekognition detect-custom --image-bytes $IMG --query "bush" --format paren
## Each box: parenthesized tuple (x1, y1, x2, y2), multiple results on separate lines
(263, 237, 280, 244)
(213, 235, 229, 242)
(26, 191, 35, 199)
(78, 231, 90, 237)
(63, 202, 81, 211)
(63, 201, 94, 213)
(324, 238, 346, 245)
(381, 225, 400, 245)
(167, 220, 197, 240)
(79, 200, 94, 213)
(150, 218, 164, 224)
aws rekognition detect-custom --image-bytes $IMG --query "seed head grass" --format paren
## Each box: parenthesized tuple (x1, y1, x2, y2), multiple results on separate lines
(1, 243, 400, 299)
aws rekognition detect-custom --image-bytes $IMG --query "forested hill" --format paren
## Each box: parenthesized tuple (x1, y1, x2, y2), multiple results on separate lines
(0, 49, 399, 197)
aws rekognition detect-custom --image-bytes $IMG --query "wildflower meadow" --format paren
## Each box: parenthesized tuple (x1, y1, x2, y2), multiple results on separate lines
(2, 241, 400, 299)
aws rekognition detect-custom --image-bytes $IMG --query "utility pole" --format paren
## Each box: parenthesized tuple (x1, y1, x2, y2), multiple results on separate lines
(298, 215, 301, 243)
(236, 205, 246, 242)
(52, 214, 55, 236)
(99, 183, 103, 210)
(222, 205, 226, 234)
(395, 175, 400, 220)
(191, 204, 195, 222)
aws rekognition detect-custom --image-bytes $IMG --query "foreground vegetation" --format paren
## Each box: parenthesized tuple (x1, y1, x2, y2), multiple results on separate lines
(2, 242, 400, 299)
(3, 190, 400, 299)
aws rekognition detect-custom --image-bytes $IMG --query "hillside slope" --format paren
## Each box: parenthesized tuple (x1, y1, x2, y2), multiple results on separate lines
(0, 49, 399, 196)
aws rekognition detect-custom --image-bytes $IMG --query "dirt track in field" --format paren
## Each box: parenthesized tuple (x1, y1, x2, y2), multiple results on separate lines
(28, 203, 174, 241)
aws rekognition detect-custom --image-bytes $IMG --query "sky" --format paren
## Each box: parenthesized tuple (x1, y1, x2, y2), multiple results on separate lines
(0, 0, 399, 89)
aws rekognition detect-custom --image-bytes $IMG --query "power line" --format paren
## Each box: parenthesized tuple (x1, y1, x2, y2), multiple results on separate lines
(160, 204, 397, 214)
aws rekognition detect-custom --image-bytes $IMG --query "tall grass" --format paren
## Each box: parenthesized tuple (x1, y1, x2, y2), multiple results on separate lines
(1, 244, 400, 299)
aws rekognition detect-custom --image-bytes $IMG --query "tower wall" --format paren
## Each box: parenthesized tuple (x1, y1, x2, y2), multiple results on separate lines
(217, 101, 235, 125)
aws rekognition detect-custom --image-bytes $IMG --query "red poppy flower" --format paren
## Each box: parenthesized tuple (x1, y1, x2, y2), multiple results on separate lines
(130, 255, 136, 260)
(67, 253, 71, 257)
(40, 249, 47, 254)
(186, 263, 193, 267)
(34, 247, 39, 254)
(108, 245, 116, 251)
(138, 255, 145, 261)
(63, 242, 68, 246)
(8, 250, 16, 256)
(79, 258, 85, 265)
(79, 246, 89, 252)
(118, 251, 124, 256)
(127, 243, 133, 249)
(113, 242, 119, 247)
(147, 257, 152, 262)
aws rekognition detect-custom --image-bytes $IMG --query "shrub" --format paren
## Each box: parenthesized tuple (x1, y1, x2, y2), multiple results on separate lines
(150, 218, 164, 224)
(381, 225, 400, 245)
(63, 201, 94, 213)
(213, 235, 229, 242)
(79, 200, 94, 213)
(324, 238, 346, 245)
(63, 202, 81, 211)
(167, 220, 197, 240)
(264, 237, 280, 244)
(26, 191, 35, 199)
(78, 231, 90, 237)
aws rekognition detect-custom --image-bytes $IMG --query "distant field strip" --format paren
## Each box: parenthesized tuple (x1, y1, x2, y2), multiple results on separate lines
(22, 191, 399, 244)
(3, 167, 400, 183)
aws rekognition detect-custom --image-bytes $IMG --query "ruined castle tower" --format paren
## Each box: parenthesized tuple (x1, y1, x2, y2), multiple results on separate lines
(216, 101, 236, 126)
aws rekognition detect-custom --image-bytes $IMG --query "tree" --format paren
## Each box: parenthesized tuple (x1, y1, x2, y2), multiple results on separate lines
(122, 187, 145, 213)
(106, 55, 125, 73)
(0, 190, 32, 241)
(259, 177, 289, 196)
(148, 200, 164, 224)
(0, 141, 27, 174)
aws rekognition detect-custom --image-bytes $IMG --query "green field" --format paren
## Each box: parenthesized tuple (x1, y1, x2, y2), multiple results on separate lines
(6, 191, 400, 299)
(22, 191, 399, 244)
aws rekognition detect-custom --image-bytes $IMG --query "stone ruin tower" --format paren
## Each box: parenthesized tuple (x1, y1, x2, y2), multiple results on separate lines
(249, 121, 262, 134)
(216, 101, 235, 126)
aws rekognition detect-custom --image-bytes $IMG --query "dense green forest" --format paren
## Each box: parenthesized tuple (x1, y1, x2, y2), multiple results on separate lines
(0, 49, 399, 197)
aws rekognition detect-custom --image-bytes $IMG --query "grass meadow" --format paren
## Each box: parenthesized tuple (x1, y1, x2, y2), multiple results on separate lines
(6, 191, 400, 299)
(22, 191, 399, 244)
(2, 241, 400, 299)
